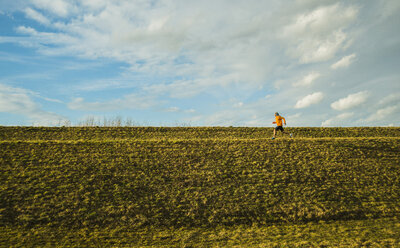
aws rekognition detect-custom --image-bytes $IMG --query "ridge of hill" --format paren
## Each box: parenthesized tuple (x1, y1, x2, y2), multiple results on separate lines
(1, 126, 399, 140)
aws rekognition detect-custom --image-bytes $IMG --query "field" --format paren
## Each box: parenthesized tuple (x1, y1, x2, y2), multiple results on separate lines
(1, 126, 400, 247)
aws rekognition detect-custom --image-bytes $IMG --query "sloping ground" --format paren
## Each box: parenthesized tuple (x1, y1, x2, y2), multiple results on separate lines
(1, 127, 400, 246)
(2, 218, 400, 247)
(1, 126, 399, 140)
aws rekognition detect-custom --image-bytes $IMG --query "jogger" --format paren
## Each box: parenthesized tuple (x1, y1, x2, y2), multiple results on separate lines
(272, 112, 286, 139)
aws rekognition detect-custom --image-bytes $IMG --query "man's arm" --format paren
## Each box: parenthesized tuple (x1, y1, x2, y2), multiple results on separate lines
(282, 117, 286, 125)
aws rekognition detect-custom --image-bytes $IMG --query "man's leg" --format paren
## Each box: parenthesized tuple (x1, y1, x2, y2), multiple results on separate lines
(273, 128, 276, 138)
(277, 126, 283, 136)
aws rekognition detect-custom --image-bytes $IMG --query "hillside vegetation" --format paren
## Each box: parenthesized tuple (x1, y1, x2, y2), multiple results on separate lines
(1, 127, 400, 247)
(1, 126, 399, 140)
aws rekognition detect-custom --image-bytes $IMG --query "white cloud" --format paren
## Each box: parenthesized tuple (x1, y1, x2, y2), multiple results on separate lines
(234, 102, 244, 108)
(166, 107, 180, 112)
(15, 26, 79, 52)
(164, 106, 196, 114)
(68, 93, 156, 111)
(295, 92, 324, 109)
(331, 53, 356, 69)
(10, 2, 360, 101)
(283, 3, 358, 63)
(379, 93, 400, 105)
(16, 26, 38, 35)
(203, 110, 245, 127)
(80, 0, 109, 11)
(321, 112, 354, 127)
(376, 106, 398, 116)
(0, 83, 65, 125)
(185, 109, 196, 114)
(365, 105, 399, 123)
(381, 0, 400, 18)
(24, 7, 50, 25)
(293, 72, 320, 87)
(284, 4, 357, 36)
(331, 91, 369, 110)
(11, 0, 334, 98)
(31, 0, 74, 17)
(299, 30, 348, 64)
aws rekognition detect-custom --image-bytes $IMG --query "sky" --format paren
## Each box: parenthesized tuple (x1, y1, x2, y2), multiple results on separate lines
(0, 0, 399, 127)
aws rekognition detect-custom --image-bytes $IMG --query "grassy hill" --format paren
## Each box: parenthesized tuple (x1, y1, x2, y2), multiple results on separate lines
(1, 127, 400, 247)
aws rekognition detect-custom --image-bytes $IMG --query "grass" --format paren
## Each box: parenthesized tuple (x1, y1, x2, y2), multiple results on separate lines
(2, 218, 400, 247)
(1, 127, 400, 247)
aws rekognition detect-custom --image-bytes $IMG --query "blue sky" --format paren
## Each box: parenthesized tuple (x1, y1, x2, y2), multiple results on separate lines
(0, 0, 399, 126)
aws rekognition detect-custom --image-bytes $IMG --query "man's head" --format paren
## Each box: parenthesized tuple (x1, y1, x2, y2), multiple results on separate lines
(275, 112, 279, 116)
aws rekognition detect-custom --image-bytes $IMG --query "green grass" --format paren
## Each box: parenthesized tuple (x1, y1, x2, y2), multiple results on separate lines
(1, 126, 399, 140)
(1, 127, 400, 247)
(2, 218, 400, 247)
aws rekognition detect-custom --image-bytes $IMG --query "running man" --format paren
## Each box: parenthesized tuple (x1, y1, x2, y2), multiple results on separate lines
(272, 112, 286, 139)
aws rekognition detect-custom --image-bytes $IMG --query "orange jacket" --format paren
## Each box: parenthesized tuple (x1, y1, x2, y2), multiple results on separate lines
(275, 115, 286, 126)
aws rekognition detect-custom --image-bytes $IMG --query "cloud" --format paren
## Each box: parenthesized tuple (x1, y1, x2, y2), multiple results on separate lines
(365, 105, 400, 123)
(379, 93, 400, 106)
(321, 112, 354, 127)
(331, 91, 369, 110)
(8, 2, 360, 101)
(0, 83, 65, 125)
(293, 72, 321, 87)
(283, 3, 358, 63)
(331, 53, 356, 69)
(381, 0, 400, 18)
(0, 0, 28, 12)
(79, 0, 109, 11)
(295, 92, 324, 109)
(298, 30, 348, 64)
(234, 102, 244, 108)
(165, 106, 196, 114)
(24, 7, 50, 25)
(6, 1, 325, 96)
(31, 0, 75, 17)
(376, 105, 398, 116)
(68, 93, 156, 111)
(202, 110, 246, 127)
(15, 26, 79, 53)
(283, 4, 357, 36)
(165, 107, 180, 112)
